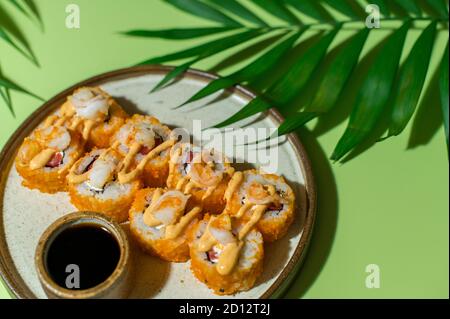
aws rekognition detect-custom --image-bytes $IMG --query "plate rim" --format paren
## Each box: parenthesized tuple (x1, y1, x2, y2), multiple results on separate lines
(0, 65, 317, 299)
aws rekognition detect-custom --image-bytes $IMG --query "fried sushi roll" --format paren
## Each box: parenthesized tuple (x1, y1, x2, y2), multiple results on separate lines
(46, 86, 128, 149)
(224, 169, 295, 242)
(113, 114, 175, 188)
(129, 188, 202, 262)
(67, 148, 141, 223)
(167, 144, 234, 214)
(15, 125, 84, 194)
(189, 213, 264, 295)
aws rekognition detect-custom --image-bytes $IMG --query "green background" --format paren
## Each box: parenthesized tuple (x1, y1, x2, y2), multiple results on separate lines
(0, 0, 448, 298)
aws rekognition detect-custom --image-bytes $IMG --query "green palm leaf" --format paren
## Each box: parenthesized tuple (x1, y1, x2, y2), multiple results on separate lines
(178, 30, 303, 107)
(331, 21, 411, 161)
(0, 88, 13, 114)
(439, 42, 449, 146)
(0, 0, 43, 114)
(274, 27, 370, 137)
(131, 0, 449, 162)
(270, 27, 341, 104)
(426, 0, 449, 17)
(213, 26, 341, 128)
(1, 0, 40, 65)
(367, 0, 390, 17)
(151, 58, 199, 93)
(137, 29, 263, 65)
(0, 26, 34, 63)
(250, 0, 301, 25)
(22, 0, 43, 28)
(122, 27, 237, 40)
(206, 0, 268, 26)
(384, 21, 437, 139)
(396, 0, 422, 17)
(214, 98, 272, 129)
(0, 76, 43, 101)
(306, 28, 370, 113)
(284, 0, 331, 21)
(150, 29, 264, 91)
(322, 0, 360, 18)
(8, 0, 30, 18)
(272, 112, 317, 137)
(164, 0, 242, 26)
(0, 75, 43, 115)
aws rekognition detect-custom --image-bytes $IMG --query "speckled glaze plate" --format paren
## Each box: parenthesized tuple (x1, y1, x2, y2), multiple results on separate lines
(0, 66, 316, 299)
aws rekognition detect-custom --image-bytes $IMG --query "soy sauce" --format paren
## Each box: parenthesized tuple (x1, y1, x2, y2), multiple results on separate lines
(45, 224, 120, 290)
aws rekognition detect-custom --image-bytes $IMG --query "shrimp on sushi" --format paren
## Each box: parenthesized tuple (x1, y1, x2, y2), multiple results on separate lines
(15, 124, 84, 194)
(167, 143, 234, 214)
(129, 188, 202, 262)
(113, 114, 175, 188)
(223, 169, 295, 242)
(189, 213, 264, 295)
(45, 86, 128, 149)
(67, 147, 141, 223)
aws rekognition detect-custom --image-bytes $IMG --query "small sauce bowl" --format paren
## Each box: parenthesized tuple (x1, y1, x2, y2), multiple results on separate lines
(35, 211, 133, 299)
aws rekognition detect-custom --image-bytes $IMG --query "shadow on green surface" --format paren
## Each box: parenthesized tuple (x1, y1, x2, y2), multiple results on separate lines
(23, 0, 44, 31)
(0, 3, 30, 48)
(0, 65, 14, 116)
(407, 68, 444, 149)
(0, 2, 38, 66)
(283, 127, 339, 298)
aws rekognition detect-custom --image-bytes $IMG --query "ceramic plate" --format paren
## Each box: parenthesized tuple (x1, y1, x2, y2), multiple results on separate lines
(0, 66, 316, 299)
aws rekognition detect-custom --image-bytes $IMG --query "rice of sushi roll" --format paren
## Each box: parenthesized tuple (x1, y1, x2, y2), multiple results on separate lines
(167, 143, 234, 214)
(15, 125, 84, 194)
(223, 169, 295, 242)
(67, 147, 141, 223)
(129, 188, 202, 262)
(113, 114, 175, 188)
(189, 213, 264, 295)
(50, 86, 128, 149)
